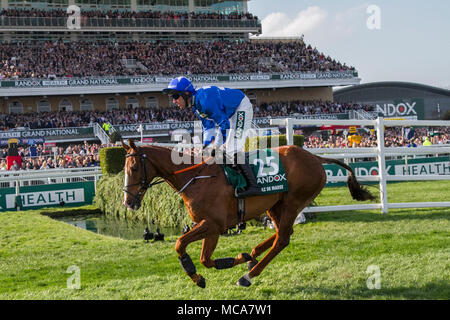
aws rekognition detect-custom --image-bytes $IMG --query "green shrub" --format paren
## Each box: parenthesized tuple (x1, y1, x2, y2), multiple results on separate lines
(246, 134, 304, 151)
(99, 146, 126, 175)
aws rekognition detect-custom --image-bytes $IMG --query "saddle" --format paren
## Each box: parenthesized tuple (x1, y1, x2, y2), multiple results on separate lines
(222, 149, 289, 230)
(222, 149, 289, 197)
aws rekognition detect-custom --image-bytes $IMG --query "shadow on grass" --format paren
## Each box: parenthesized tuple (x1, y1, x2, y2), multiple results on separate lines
(312, 208, 450, 224)
(279, 279, 449, 300)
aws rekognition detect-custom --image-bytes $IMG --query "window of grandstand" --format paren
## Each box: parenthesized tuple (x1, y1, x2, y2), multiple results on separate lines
(194, 0, 243, 14)
(126, 96, 139, 109)
(9, 101, 23, 114)
(146, 96, 159, 109)
(59, 99, 73, 112)
(37, 100, 51, 113)
(106, 97, 119, 111)
(80, 98, 94, 111)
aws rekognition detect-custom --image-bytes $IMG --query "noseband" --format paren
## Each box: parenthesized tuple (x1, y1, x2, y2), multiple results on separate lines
(123, 152, 164, 206)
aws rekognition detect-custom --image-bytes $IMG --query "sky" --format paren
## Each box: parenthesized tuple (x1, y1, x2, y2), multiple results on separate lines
(247, 0, 450, 89)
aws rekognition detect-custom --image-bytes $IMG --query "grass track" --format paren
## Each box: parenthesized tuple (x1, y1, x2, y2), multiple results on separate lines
(0, 181, 449, 300)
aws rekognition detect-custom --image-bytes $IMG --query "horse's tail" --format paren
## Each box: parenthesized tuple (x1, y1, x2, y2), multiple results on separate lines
(315, 155, 376, 201)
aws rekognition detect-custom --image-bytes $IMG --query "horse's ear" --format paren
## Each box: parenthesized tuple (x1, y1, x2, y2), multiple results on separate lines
(121, 139, 129, 151)
(129, 139, 137, 151)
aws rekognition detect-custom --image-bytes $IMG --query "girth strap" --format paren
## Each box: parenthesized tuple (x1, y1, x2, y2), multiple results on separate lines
(237, 198, 246, 230)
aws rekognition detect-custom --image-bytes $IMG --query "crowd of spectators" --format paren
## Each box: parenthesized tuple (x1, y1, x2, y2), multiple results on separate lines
(255, 100, 374, 118)
(302, 127, 450, 149)
(0, 39, 356, 79)
(0, 142, 100, 171)
(0, 8, 257, 21)
(0, 100, 374, 130)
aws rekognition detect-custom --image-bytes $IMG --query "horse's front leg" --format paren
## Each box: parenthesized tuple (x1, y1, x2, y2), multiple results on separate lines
(175, 219, 217, 288)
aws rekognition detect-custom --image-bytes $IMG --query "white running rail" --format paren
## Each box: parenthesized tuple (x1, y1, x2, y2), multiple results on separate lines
(270, 118, 450, 214)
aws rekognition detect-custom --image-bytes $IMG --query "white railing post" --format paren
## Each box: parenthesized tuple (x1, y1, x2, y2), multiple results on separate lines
(15, 180, 20, 211)
(376, 117, 389, 214)
(286, 118, 294, 145)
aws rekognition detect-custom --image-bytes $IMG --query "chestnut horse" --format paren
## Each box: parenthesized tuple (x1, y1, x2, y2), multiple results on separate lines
(122, 139, 374, 288)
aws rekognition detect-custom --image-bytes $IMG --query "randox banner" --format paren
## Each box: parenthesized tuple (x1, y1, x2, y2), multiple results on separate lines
(0, 72, 358, 88)
(113, 121, 201, 133)
(0, 181, 96, 211)
(324, 156, 450, 187)
(375, 98, 425, 119)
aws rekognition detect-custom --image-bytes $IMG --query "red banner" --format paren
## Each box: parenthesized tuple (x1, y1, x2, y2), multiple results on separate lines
(6, 156, 22, 170)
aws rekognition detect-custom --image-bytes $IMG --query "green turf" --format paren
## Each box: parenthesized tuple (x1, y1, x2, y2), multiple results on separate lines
(0, 181, 449, 300)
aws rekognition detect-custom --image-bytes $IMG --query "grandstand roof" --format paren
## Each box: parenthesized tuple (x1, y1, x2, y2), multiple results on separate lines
(334, 81, 450, 97)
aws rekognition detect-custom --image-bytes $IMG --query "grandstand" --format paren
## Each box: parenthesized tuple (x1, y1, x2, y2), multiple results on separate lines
(0, 0, 360, 144)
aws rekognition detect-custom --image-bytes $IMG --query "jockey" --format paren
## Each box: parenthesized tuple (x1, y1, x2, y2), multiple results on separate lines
(163, 76, 263, 198)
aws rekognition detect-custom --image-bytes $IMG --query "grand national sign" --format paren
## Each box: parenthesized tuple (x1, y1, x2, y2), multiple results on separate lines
(375, 99, 425, 119)
(0, 71, 358, 88)
(0, 127, 93, 139)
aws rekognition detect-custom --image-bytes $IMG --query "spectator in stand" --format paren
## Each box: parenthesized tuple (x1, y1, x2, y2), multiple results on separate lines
(423, 137, 432, 146)
(10, 160, 20, 171)
(0, 159, 7, 170)
(0, 39, 355, 79)
(0, 142, 102, 171)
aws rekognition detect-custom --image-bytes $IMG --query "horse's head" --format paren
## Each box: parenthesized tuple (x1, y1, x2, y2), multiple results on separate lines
(122, 139, 159, 210)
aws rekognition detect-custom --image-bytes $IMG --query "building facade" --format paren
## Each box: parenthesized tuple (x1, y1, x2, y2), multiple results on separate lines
(334, 82, 450, 120)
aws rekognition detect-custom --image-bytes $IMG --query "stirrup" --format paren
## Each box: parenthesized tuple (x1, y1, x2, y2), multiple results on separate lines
(235, 186, 264, 198)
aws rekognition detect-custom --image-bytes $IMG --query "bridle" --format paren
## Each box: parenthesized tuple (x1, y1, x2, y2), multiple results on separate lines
(123, 152, 164, 207)
(123, 148, 214, 208)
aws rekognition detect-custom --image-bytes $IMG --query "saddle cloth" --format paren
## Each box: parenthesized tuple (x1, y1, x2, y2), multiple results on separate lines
(222, 149, 289, 197)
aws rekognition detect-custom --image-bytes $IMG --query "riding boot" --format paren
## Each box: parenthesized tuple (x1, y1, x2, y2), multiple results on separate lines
(235, 163, 264, 198)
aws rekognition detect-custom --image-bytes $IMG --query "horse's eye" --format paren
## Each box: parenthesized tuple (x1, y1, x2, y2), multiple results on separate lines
(131, 165, 139, 172)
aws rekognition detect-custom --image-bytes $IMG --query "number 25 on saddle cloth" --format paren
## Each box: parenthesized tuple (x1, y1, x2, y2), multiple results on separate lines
(223, 149, 289, 196)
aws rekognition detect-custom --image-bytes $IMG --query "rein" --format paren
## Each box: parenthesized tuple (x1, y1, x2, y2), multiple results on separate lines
(173, 156, 216, 194)
(173, 161, 206, 175)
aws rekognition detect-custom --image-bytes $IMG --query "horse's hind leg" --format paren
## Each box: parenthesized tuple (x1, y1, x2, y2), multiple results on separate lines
(245, 209, 283, 269)
(246, 234, 275, 270)
(209, 209, 283, 271)
(237, 203, 297, 287)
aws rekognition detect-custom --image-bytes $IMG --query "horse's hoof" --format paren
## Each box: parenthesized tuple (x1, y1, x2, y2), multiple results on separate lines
(196, 276, 206, 289)
(237, 274, 252, 287)
(191, 274, 206, 288)
(247, 259, 258, 271)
